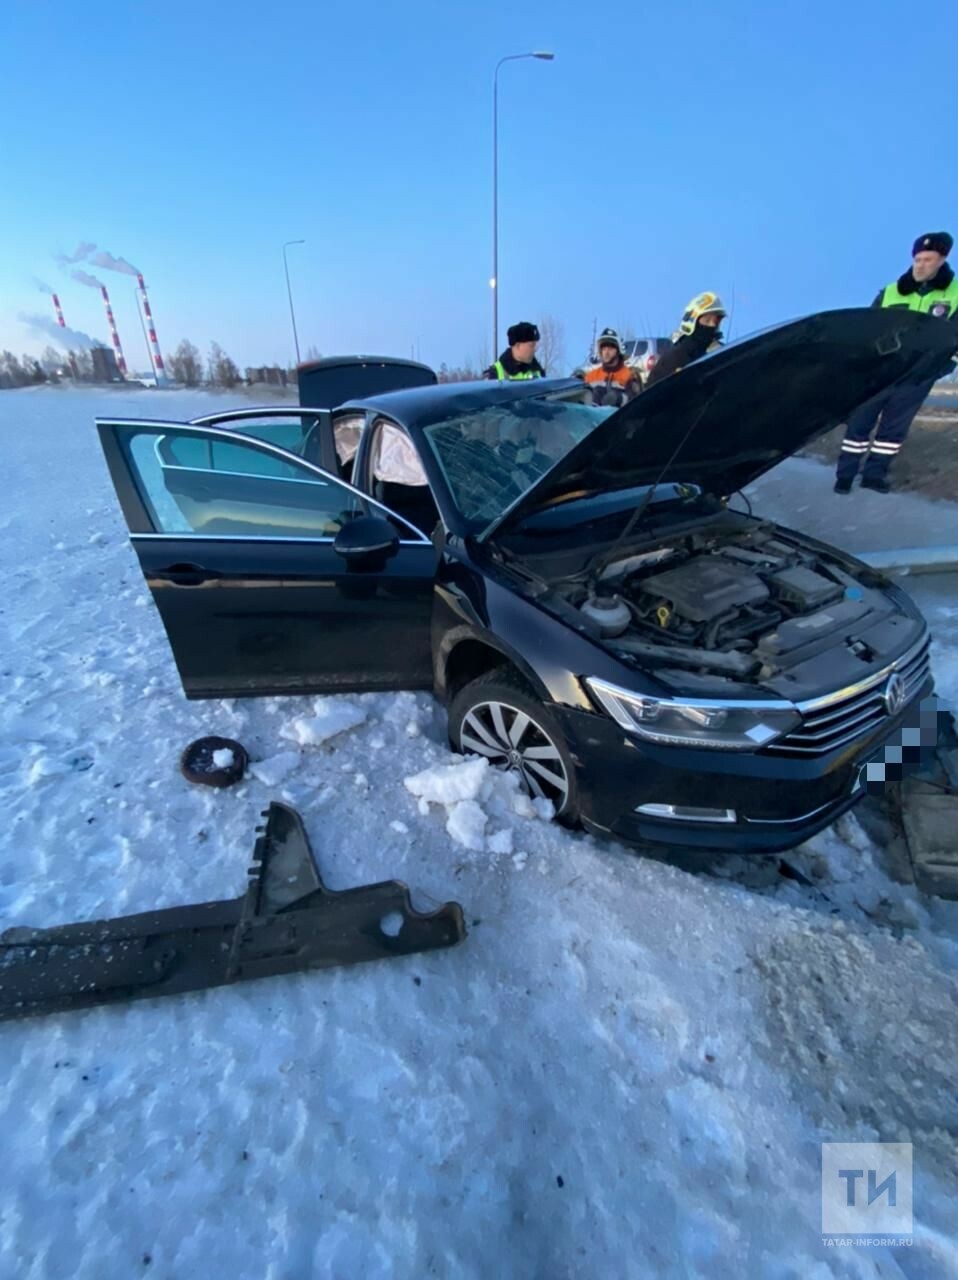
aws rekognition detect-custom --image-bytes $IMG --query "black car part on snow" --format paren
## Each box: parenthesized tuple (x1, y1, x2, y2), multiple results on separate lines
(893, 709, 958, 899)
(0, 803, 466, 1021)
(179, 736, 249, 787)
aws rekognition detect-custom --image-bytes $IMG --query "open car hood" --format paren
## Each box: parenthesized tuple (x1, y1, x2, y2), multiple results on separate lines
(486, 309, 958, 538)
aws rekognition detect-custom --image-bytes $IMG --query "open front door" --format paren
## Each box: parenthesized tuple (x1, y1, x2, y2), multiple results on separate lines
(97, 419, 437, 699)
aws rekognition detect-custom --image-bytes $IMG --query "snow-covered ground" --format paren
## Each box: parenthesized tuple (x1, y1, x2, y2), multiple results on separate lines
(746, 454, 958, 557)
(2, 387, 957, 1279)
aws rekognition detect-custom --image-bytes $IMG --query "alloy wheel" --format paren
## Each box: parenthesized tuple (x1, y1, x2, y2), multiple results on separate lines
(459, 699, 570, 812)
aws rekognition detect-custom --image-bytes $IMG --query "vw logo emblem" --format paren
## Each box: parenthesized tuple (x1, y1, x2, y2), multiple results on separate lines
(883, 672, 907, 717)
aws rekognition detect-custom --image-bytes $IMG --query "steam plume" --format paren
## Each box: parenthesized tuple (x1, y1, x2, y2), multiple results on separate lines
(19, 312, 97, 350)
(71, 268, 105, 289)
(55, 241, 97, 266)
(89, 249, 140, 276)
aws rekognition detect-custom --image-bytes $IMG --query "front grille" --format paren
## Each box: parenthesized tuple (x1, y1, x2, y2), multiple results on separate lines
(766, 638, 932, 756)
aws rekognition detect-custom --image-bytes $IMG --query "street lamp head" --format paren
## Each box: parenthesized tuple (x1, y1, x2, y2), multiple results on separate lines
(532, 51, 555, 60)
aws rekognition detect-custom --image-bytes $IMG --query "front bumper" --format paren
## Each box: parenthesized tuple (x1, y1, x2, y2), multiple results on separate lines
(557, 684, 938, 855)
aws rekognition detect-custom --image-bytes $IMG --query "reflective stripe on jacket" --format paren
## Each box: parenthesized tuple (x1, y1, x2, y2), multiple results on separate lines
(492, 359, 542, 381)
(879, 277, 958, 319)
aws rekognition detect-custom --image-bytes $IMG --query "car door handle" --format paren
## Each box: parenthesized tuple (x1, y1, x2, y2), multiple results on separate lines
(155, 563, 221, 586)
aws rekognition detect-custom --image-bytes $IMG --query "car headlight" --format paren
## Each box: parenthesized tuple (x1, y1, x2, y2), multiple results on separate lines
(585, 677, 802, 751)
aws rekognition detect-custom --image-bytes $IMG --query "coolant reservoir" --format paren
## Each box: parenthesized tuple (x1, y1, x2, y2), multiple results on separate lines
(580, 595, 631, 638)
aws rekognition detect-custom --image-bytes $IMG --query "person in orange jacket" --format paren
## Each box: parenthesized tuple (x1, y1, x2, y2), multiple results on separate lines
(582, 329, 641, 406)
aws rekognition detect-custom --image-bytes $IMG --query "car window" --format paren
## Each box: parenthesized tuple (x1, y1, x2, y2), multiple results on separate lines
(162, 432, 307, 477)
(334, 413, 365, 466)
(224, 415, 318, 454)
(423, 398, 611, 528)
(125, 427, 362, 538)
(631, 340, 649, 358)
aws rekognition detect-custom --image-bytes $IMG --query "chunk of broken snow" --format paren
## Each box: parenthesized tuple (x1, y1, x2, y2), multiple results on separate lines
(511, 792, 537, 819)
(382, 692, 420, 725)
(512, 850, 528, 871)
(249, 751, 301, 787)
(533, 796, 555, 821)
(390, 820, 409, 834)
(445, 800, 488, 851)
(212, 748, 235, 769)
(379, 912, 404, 938)
(487, 829, 514, 856)
(280, 698, 367, 746)
(26, 753, 72, 784)
(404, 757, 489, 806)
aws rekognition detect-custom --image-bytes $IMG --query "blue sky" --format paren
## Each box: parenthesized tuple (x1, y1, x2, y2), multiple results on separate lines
(1, 0, 954, 375)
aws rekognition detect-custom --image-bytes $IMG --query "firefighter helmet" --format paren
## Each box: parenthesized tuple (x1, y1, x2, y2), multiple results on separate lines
(677, 292, 726, 338)
(595, 327, 625, 358)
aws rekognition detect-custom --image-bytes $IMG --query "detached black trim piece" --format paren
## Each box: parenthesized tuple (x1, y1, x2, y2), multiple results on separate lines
(0, 803, 466, 1021)
(180, 736, 249, 788)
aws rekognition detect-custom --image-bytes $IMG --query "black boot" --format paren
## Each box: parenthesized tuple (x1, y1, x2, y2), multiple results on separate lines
(834, 477, 853, 494)
(861, 476, 891, 494)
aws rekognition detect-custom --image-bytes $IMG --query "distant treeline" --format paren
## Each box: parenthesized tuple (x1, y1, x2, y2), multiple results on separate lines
(0, 340, 292, 390)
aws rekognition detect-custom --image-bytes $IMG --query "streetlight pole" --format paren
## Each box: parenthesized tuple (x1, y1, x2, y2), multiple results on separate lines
(283, 239, 305, 367)
(492, 51, 554, 361)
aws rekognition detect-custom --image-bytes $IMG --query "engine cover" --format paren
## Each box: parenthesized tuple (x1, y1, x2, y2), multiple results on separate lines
(769, 565, 842, 611)
(638, 557, 769, 622)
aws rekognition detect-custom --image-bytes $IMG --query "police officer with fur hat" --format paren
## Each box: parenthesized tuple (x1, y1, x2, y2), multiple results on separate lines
(485, 321, 547, 380)
(835, 231, 958, 494)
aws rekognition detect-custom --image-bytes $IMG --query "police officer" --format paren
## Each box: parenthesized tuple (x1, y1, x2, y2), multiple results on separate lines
(485, 321, 546, 380)
(835, 231, 958, 494)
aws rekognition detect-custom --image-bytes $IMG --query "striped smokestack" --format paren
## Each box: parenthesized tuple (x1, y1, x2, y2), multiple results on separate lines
(136, 273, 166, 380)
(100, 285, 128, 377)
(51, 294, 66, 328)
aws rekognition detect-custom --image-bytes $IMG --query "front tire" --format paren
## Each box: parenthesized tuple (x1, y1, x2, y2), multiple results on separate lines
(447, 668, 579, 824)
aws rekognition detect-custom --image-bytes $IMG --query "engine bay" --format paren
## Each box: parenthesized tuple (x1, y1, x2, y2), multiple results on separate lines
(557, 521, 911, 685)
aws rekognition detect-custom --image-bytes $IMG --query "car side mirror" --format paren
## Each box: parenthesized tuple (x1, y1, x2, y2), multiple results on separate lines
(333, 514, 399, 565)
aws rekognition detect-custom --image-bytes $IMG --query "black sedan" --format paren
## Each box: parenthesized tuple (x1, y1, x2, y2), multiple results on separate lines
(96, 309, 957, 853)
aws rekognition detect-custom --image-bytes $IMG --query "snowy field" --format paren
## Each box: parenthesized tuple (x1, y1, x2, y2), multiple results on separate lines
(2, 386, 957, 1279)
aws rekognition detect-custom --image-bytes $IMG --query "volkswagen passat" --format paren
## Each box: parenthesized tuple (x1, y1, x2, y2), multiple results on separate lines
(97, 309, 956, 852)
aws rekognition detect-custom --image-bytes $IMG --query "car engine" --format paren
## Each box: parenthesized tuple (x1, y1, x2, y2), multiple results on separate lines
(560, 523, 902, 683)
(626, 551, 845, 648)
